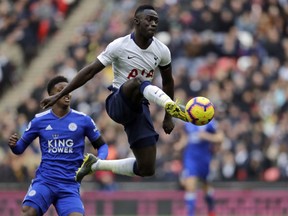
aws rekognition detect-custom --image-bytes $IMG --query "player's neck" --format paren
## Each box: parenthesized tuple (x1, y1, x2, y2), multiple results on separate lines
(131, 32, 153, 49)
(52, 106, 70, 117)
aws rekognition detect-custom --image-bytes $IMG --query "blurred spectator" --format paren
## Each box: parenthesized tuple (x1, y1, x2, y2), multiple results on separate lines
(0, 0, 80, 97)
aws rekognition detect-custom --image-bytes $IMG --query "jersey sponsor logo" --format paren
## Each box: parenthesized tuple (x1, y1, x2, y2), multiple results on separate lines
(48, 139, 74, 153)
(127, 56, 136, 59)
(68, 123, 77, 131)
(45, 125, 53, 130)
(127, 69, 154, 79)
(52, 134, 59, 139)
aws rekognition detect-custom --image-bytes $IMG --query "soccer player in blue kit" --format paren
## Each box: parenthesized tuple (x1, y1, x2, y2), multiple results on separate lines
(176, 120, 224, 216)
(40, 5, 187, 182)
(8, 76, 108, 216)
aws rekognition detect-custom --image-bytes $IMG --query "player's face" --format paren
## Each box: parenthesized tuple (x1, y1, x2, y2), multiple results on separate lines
(51, 82, 71, 107)
(136, 9, 159, 38)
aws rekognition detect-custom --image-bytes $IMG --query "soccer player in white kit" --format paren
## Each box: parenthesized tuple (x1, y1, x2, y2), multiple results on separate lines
(40, 5, 187, 181)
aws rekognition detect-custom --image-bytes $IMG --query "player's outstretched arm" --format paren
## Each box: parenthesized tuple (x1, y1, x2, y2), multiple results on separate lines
(40, 59, 105, 109)
(8, 133, 29, 155)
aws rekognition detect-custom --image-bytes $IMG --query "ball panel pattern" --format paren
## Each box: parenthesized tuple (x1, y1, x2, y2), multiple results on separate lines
(185, 97, 215, 126)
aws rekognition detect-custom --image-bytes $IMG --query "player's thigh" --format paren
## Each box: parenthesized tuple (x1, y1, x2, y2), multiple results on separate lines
(121, 78, 142, 100)
(23, 179, 54, 215)
(54, 188, 84, 216)
(21, 205, 38, 216)
(183, 176, 199, 192)
(132, 144, 156, 168)
(106, 87, 140, 124)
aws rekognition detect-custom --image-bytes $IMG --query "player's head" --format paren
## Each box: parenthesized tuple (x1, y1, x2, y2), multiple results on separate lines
(134, 5, 158, 39)
(47, 75, 68, 95)
(47, 75, 71, 107)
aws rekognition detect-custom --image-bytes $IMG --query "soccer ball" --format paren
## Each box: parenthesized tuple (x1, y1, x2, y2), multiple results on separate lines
(185, 96, 215, 126)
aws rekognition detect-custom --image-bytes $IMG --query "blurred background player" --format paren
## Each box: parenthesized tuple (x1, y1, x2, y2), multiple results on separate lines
(40, 5, 187, 182)
(8, 76, 108, 216)
(175, 119, 224, 216)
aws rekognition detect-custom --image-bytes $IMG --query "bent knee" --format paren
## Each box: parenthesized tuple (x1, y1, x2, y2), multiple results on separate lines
(21, 205, 38, 216)
(137, 167, 155, 177)
(125, 78, 142, 88)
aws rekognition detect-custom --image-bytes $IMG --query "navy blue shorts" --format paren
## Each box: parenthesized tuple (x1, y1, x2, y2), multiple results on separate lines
(105, 87, 159, 148)
(23, 178, 84, 215)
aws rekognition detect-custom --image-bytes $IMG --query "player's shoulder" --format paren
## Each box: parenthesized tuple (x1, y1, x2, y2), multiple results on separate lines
(207, 119, 217, 126)
(35, 109, 51, 118)
(153, 36, 167, 46)
(71, 109, 88, 117)
(109, 34, 130, 47)
(152, 36, 169, 49)
(71, 109, 94, 120)
(30, 109, 52, 124)
(104, 34, 130, 54)
(152, 36, 171, 57)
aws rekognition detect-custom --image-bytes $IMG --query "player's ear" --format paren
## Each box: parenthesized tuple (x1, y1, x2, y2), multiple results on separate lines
(134, 17, 140, 25)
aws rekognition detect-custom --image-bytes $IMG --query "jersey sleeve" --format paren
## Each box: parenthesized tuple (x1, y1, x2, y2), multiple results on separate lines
(159, 45, 171, 67)
(11, 118, 40, 154)
(84, 116, 101, 142)
(21, 118, 39, 144)
(97, 38, 121, 66)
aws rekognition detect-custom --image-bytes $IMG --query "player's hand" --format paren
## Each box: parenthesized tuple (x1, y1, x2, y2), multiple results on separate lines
(162, 116, 175, 134)
(8, 133, 19, 148)
(40, 94, 59, 109)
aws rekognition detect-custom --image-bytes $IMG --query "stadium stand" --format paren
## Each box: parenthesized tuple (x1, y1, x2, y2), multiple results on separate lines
(0, 0, 80, 97)
(1, 0, 288, 186)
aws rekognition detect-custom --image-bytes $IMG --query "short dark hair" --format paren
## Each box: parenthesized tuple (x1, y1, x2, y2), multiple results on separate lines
(47, 75, 68, 95)
(134, 5, 155, 16)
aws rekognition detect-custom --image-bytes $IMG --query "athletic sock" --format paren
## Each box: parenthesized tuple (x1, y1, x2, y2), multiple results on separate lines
(184, 192, 196, 216)
(91, 158, 137, 177)
(205, 190, 215, 215)
(140, 81, 173, 107)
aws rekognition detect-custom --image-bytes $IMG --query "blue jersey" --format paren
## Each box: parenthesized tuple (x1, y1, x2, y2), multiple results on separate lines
(21, 109, 101, 183)
(182, 120, 217, 180)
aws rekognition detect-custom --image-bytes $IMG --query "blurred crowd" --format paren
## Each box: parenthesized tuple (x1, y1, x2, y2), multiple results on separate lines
(0, 0, 79, 97)
(1, 0, 288, 188)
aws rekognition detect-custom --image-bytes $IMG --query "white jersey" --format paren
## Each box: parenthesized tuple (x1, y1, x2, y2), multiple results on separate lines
(97, 33, 171, 89)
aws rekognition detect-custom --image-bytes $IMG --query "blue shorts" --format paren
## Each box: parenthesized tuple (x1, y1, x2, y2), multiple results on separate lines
(182, 159, 210, 180)
(23, 178, 84, 216)
(105, 87, 159, 148)
(182, 153, 210, 180)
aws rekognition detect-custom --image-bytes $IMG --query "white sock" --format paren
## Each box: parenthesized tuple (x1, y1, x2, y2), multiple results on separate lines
(91, 158, 137, 177)
(143, 85, 173, 107)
